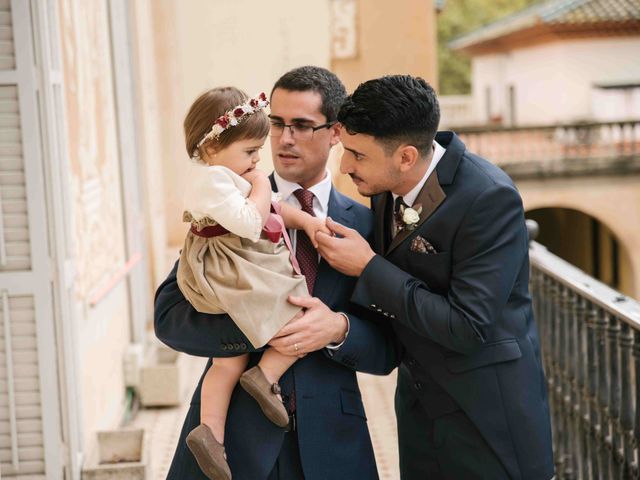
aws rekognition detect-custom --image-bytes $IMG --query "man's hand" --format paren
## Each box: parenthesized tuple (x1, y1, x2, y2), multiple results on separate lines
(268, 296, 348, 356)
(315, 217, 376, 277)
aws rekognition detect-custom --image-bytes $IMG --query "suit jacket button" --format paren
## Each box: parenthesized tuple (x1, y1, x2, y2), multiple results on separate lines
(234, 343, 240, 350)
(371, 304, 377, 309)
(414, 381, 423, 391)
(221, 344, 227, 351)
(390, 314, 396, 319)
(226, 343, 234, 350)
(240, 343, 247, 350)
(376, 308, 383, 313)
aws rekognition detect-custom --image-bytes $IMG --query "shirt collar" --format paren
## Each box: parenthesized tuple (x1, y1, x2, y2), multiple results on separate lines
(393, 140, 446, 207)
(273, 169, 332, 213)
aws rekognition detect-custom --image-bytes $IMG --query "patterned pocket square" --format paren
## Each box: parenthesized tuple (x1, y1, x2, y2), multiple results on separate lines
(410, 236, 438, 254)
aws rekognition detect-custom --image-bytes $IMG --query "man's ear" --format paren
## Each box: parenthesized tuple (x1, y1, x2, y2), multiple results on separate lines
(396, 145, 419, 173)
(329, 122, 342, 147)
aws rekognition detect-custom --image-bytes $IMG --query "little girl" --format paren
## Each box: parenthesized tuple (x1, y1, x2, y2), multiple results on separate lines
(177, 87, 326, 480)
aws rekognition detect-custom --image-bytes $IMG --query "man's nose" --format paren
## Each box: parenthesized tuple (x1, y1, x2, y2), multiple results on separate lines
(339, 154, 351, 174)
(278, 126, 295, 146)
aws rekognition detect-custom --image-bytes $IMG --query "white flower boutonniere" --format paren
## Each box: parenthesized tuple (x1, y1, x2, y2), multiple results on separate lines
(400, 204, 422, 231)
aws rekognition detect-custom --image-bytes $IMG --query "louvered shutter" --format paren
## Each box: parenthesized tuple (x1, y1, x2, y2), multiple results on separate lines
(0, 0, 63, 478)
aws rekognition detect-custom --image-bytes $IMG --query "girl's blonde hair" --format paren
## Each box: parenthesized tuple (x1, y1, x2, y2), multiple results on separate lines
(184, 87, 270, 158)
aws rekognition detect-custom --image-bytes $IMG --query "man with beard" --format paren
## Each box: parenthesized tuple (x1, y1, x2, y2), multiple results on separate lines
(317, 75, 554, 480)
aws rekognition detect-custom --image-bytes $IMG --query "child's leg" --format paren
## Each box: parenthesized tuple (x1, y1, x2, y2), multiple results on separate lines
(188, 357, 243, 480)
(239, 348, 297, 427)
(257, 347, 297, 385)
(200, 354, 249, 444)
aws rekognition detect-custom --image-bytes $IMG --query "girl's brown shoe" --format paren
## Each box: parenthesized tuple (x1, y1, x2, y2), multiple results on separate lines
(186, 423, 232, 480)
(239, 366, 290, 427)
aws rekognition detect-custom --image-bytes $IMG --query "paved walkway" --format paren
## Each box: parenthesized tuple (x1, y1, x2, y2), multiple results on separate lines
(131, 354, 400, 479)
(359, 370, 400, 480)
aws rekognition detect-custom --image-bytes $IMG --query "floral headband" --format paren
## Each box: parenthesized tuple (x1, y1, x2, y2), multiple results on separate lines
(193, 92, 269, 157)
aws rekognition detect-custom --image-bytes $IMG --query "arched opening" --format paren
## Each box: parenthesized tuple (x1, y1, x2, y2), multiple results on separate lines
(526, 208, 635, 297)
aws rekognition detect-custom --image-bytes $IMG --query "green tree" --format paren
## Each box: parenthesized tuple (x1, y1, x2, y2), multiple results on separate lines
(438, 0, 541, 94)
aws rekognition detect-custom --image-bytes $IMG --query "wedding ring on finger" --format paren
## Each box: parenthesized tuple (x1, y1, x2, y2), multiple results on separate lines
(294, 343, 300, 353)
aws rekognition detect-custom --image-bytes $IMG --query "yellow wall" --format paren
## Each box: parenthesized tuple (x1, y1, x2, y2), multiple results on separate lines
(526, 208, 634, 296)
(521, 176, 640, 300)
(130, 0, 174, 285)
(332, 0, 438, 204)
(134, 0, 333, 251)
(332, 0, 438, 93)
(135, 0, 440, 249)
(58, 0, 131, 450)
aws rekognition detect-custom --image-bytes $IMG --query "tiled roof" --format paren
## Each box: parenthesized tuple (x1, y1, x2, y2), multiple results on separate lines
(450, 0, 640, 51)
(542, 0, 640, 24)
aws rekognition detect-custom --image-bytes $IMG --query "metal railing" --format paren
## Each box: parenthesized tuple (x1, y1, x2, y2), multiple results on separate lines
(530, 241, 640, 479)
(455, 120, 640, 169)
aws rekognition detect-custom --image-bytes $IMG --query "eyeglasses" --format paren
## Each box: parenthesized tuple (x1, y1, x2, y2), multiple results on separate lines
(269, 121, 337, 141)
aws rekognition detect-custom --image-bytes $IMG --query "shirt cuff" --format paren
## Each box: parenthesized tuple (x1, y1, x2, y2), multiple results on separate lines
(325, 312, 350, 351)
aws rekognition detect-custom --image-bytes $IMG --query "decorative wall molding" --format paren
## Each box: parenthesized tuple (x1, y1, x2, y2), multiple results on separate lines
(331, 0, 358, 59)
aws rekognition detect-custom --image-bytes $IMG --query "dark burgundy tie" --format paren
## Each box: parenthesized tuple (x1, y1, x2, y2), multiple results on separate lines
(286, 189, 319, 416)
(292, 188, 319, 294)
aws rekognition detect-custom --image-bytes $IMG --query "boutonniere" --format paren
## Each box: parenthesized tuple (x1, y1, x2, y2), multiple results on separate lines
(400, 203, 422, 231)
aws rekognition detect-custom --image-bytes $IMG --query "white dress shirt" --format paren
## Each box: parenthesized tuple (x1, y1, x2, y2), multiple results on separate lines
(273, 169, 349, 349)
(273, 169, 332, 250)
(273, 169, 332, 217)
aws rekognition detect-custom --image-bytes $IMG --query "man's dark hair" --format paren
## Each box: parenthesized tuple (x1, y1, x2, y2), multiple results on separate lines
(338, 75, 440, 157)
(272, 66, 347, 122)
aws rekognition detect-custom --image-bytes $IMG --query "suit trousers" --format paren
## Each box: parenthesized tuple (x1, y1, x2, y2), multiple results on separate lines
(397, 394, 509, 480)
(267, 431, 305, 480)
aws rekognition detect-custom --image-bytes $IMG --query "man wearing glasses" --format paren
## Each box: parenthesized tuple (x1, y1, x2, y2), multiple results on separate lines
(155, 66, 399, 480)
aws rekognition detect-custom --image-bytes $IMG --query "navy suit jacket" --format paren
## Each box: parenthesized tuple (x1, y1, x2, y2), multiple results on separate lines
(155, 177, 399, 480)
(351, 132, 555, 480)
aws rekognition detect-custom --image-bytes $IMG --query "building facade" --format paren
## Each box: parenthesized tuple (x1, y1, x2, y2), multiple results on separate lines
(0, 1, 438, 478)
(448, 0, 640, 300)
(450, 0, 640, 126)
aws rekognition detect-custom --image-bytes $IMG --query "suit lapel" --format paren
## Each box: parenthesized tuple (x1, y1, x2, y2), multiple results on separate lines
(373, 192, 391, 255)
(386, 169, 446, 255)
(314, 187, 353, 306)
(269, 173, 278, 193)
(383, 131, 467, 255)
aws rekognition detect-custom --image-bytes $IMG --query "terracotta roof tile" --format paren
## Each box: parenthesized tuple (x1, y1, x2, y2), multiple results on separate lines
(450, 0, 640, 51)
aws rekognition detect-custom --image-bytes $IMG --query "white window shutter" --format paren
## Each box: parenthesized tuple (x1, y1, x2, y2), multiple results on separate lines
(0, 0, 63, 479)
(0, 294, 44, 477)
(0, 85, 30, 272)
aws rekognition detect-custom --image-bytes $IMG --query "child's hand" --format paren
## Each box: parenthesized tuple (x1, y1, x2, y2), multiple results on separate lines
(241, 168, 268, 184)
(303, 216, 331, 248)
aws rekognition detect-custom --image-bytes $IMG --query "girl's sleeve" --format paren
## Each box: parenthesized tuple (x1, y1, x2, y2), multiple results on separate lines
(191, 168, 263, 242)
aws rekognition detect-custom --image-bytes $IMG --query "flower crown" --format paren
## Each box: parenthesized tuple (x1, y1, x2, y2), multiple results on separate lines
(193, 92, 269, 157)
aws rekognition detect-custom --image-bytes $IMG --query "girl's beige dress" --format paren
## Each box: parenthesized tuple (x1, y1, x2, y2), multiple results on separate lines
(177, 162, 308, 348)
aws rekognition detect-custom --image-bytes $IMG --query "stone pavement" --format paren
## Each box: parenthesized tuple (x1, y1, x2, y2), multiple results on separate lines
(131, 354, 400, 479)
(359, 370, 400, 480)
